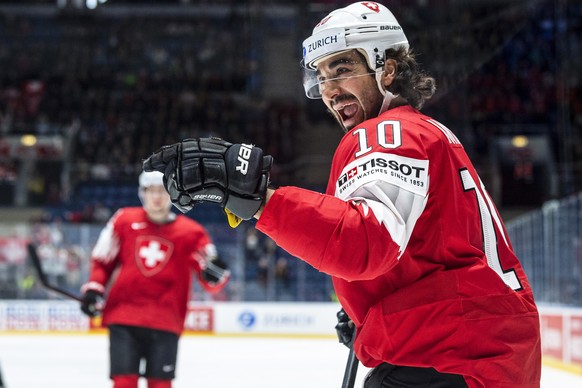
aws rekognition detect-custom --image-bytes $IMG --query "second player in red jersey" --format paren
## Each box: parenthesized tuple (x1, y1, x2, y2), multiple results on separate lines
(80, 171, 229, 388)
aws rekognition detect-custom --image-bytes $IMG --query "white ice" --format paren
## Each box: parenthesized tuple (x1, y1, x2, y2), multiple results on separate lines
(0, 334, 580, 388)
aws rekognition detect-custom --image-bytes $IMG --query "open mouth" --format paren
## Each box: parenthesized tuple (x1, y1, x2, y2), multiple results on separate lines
(335, 102, 359, 122)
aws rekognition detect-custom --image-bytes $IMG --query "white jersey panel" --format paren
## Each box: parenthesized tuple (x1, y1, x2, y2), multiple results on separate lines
(335, 152, 429, 258)
(91, 216, 120, 263)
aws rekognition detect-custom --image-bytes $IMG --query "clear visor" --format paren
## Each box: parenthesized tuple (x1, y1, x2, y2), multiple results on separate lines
(301, 60, 323, 99)
(301, 58, 377, 99)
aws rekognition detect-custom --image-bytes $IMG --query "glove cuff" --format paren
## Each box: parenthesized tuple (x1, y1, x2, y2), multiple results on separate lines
(225, 193, 264, 220)
(225, 171, 270, 220)
(80, 281, 105, 295)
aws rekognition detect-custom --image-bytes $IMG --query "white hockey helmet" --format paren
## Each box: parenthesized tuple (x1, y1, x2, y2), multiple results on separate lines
(139, 171, 164, 189)
(138, 171, 165, 203)
(301, 1, 409, 99)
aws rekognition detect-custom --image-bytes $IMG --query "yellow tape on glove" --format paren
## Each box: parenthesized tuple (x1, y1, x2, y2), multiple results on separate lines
(224, 209, 243, 228)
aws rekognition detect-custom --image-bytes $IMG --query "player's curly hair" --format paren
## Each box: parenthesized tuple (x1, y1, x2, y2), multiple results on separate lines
(385, 47, 436, 110)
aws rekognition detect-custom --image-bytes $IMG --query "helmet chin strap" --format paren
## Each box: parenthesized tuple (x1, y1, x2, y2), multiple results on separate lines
(379, 90, 397, 115)
(375, 70, 397, 115)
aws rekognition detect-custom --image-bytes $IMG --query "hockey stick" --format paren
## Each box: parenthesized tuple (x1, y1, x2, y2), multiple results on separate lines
(0, 360, 5, 388)
(341, 337, 359, 388)
(27, 243, 84, 302)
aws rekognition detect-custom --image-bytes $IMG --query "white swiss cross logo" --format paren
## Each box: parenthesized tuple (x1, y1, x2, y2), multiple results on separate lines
(135, 236, 173, 276)
(362, 2, 380, 13)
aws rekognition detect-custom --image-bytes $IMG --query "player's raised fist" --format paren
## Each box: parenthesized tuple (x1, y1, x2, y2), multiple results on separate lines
(143, 138, 273, 221)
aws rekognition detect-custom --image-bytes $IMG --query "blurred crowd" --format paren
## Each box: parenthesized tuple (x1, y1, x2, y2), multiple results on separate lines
(0, 0, 582, 301)
(0, 7, 298, 211)
(0, 1, 580, 215)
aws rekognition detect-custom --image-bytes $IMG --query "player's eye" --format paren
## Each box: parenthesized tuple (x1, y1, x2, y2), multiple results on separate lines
(335, 66, 353, 78)
(317, 66, 354, 83)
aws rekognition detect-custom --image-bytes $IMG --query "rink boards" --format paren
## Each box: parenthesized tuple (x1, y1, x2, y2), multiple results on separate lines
(0, 300, 581, 373)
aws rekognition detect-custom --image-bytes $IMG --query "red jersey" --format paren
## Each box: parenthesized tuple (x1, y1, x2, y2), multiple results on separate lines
(257, 106, 541, 387)
(83, 207, 219, 335)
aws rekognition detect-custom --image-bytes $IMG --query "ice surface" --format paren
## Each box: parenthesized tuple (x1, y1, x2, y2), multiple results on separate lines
(0, 334, 579, 388)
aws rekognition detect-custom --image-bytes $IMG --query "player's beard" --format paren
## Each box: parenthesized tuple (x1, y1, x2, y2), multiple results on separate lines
(328, 90, 384, 133)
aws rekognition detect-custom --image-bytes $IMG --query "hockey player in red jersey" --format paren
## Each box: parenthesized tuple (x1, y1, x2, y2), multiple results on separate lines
(142, 2, 541, 387)
(80, 171, 229, 388)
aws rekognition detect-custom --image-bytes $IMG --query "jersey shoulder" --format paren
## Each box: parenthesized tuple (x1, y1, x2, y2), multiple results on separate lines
(390, 107, 463, 149)
(110, 207, 147, 225)
(103, 207, 148, 235)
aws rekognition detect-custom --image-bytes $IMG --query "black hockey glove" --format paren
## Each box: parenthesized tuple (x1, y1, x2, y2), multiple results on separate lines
(80, 290, 103, 318)
(201, 258, 231, 287)
(142, 138, 273, 223)
(335, 308, 355, 348)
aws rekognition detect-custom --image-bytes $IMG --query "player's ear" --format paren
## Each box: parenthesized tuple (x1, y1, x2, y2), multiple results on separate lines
(381, 59, 397, 88)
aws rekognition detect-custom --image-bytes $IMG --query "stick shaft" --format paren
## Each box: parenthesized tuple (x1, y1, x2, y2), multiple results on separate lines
(27, 243, 84, 302)
(341, 345, 359, 388)
(0, 359, 4, 388)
